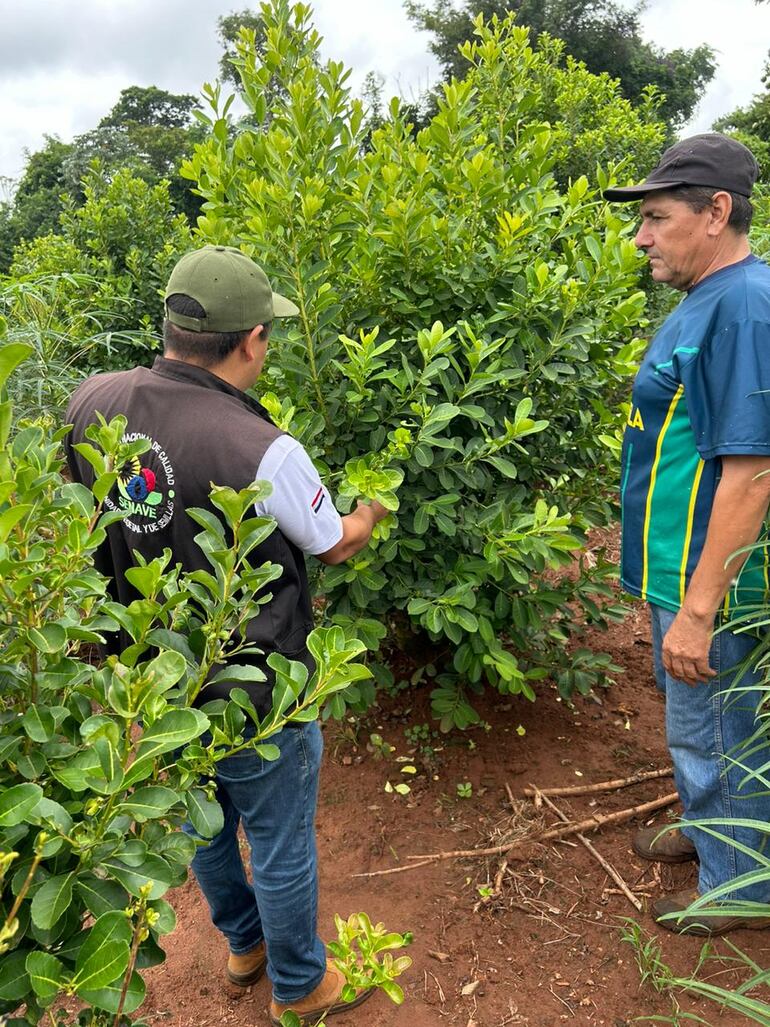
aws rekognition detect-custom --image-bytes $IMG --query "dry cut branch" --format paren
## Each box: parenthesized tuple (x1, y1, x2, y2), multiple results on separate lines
(353, 791, 679, 877)
(523, 767, 673, 800)
(532, 788, 642, 911)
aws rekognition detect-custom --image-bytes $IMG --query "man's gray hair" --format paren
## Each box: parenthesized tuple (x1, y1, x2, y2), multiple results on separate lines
(672, 185, 753, 235)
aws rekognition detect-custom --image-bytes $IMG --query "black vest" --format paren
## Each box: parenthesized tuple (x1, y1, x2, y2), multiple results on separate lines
(65, 357, 314, 715)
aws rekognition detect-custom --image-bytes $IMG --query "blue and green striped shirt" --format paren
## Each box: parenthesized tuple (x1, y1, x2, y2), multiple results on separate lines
(621, 255, 770, 616)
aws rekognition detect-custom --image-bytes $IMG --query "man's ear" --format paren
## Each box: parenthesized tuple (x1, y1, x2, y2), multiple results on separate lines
(242, 324, 268, 361)
(707, 191, 733, 235)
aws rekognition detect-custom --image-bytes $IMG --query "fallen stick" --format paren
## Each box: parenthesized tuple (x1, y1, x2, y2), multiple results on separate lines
(405, 792, 679, 861)
(352, 858, 436, 878)
(353, 791, 680, 876)
(533, 787, 643, 912)
(523, 767, 673, 800)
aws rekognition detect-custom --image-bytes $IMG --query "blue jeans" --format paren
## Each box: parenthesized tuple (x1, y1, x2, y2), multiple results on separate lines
(184, 722, 327, 1003)
(650, 604, 770, 902)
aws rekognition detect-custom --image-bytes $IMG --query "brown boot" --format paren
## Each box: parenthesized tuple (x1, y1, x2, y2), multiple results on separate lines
(227, 941, 267, 986)
(268, 961, 373, 1026)
(633, 825, 697, 864)
(653, 888, 770, 936)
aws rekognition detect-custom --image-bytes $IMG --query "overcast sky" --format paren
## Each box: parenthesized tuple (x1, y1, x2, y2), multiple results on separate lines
(1, 0, 769, 191)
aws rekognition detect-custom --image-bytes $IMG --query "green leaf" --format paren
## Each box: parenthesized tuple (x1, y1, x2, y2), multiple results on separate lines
(153, 831, 196, 868)
(135, 935, 166, 970)
(30, 872, 74, 930)
(209, 485, 249, 526)
(146, 628, 196, 664)
(0, 342, 34, 390)
(148, 897, 177, 936)
(100, 855, 173, 900)
(186, 788, 224, 839)
(253, 743, 280, 761)
(80, 714, 121, 747)
(25, 951, 66, 1000)
(0, 505, 33, 543)
(31, 797, 73, 834)
(279, 1012, 303, 1027)
(486, 455, 518, 479)
(144, 650, 188, 692)
(20, 705, 56, 743)
(81, 911, 132, 950)
(585, 235, 603, 263)
(76, 876, 129, 918)
(74, 939, 130, 993)
(50, 749, 101, 791)
(0, 949, 31, 1001)
(135, 709, 209, 762)
(119, 785, 180, 821)
(27, 623, 67, 654)
(0, 783, 44, 826)
(80, 969, 146, 1014)
(380, 979, 404, 1004)
(210, 664, 267, 686)
(87, 738, 124, 795)
(121, 756, 156, 790)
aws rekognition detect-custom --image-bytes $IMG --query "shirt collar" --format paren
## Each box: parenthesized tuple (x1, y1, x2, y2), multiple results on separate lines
(150, 356, 277, 426)
(687, 253, 759, 295)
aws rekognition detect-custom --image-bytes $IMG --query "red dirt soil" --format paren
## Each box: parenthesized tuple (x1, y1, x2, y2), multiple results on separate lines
(143, 602, 770, 1027)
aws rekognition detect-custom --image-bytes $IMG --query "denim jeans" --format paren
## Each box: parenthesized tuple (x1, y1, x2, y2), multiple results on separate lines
(184, 721, 327, 1003)
(650, 604, 770, 901)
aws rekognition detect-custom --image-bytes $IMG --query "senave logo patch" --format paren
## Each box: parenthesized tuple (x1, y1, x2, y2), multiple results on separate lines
(105, 431, 176, 534)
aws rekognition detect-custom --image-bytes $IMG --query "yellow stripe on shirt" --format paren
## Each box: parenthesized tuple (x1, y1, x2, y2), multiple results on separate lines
(678, 457, 704, 604)
(641, 384, 685, 600)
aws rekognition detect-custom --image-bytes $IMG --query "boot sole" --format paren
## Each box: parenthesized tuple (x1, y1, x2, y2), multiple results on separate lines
(227, 962, 267, 986)
(269, 983, 373, 1026)
(656, 914, 770, 937)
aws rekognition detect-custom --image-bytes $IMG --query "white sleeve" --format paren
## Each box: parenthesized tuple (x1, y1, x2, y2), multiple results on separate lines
(254, 436, 343, 555)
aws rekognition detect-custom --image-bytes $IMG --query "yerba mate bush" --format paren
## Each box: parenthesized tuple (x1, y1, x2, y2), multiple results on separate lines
(0, 343, 381, 1023)
(184, 2, 664, 727)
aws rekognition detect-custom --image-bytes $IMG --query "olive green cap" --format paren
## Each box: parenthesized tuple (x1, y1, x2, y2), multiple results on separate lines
(164, 245, 299, 332)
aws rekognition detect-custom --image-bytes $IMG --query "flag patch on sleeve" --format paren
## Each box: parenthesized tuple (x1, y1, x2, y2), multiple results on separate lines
(311, 487, 325, 514)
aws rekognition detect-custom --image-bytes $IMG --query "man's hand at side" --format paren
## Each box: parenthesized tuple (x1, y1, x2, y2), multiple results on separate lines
(316, 500, 390, 565)
(661, 607, 716, 687)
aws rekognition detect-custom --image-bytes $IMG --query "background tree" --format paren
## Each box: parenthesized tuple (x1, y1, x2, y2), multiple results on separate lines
(99, 84, 199, 130)
(0, 88, 202, 272)
(714, 52, 770, 182)
(64, 85, 204, 222)
(0, 136, 73, 272)
(405, 0, 715, 130)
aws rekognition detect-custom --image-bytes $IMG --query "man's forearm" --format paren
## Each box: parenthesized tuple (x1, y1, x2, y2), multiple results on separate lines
(316, 501, 388, 565)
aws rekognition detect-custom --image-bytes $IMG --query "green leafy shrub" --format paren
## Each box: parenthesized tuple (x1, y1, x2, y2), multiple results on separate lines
(182, 0, 657, 725)
(8, 167, 192, 373)
(0, 276, 149, 424)
(0, 344, 371, 1023)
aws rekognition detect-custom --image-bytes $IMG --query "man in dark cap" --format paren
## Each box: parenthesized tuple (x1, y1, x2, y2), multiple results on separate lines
(605, 134, 770, 934)
(65, 245, 387, 1022)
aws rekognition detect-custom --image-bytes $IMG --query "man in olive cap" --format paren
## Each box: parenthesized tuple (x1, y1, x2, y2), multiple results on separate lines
(65, 245, 387, 1021)
(605, 134, 770, 933)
